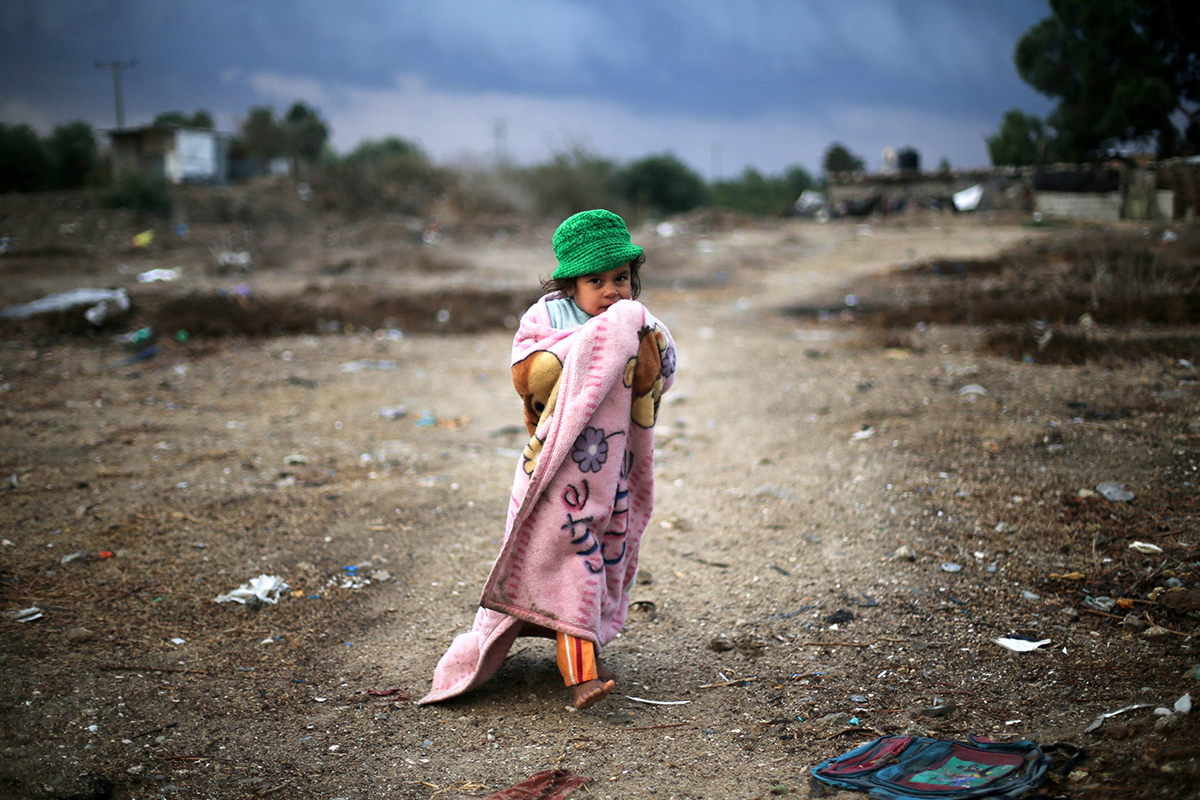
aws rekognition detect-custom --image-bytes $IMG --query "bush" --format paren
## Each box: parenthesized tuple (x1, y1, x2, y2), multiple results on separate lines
(616, 153, 708, 216)
(520, 147, 624, 218)
(100, 172, 173, 218)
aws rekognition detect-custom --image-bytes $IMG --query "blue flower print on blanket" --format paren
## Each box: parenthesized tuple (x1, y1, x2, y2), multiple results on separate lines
(572, 426, 621, 473)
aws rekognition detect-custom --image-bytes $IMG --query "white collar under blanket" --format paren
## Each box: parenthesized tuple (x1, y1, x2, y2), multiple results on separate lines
(417, 298, 675, 705)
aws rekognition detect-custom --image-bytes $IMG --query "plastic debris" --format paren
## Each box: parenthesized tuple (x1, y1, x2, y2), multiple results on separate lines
(339, 359, 397, 373)
(849, 426, 875, 442)
(958, 384, 987, 397)
(216, 250, 252, 270)
(624, 696, 691, 705)
(1128, 541, 1163, 554)
(378, 405, 408, 420)
(5, 606, 43, 623)
(1085, 703, 1153, 733)
(953, 184, 984, 212)
(941, 563, 962, 573)
(131, 230, 155, 247)
(136, 268, 181, 283)
(993, 637, 1051, 652)
(1096, 482, 1134, 502)
(0, 288, 130, 325)
(215, 574, 288, 605)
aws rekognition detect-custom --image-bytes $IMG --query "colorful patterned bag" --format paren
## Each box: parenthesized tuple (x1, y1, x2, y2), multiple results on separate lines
(811, 735, 1082, 799)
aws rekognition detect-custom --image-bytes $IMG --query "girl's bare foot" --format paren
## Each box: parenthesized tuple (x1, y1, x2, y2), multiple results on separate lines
(572, 679, 616, 709)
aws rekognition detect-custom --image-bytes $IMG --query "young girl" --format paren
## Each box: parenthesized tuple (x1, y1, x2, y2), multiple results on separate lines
(418, 210, 676, 710)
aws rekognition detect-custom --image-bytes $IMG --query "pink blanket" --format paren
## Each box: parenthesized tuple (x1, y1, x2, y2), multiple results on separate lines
(418, 297, 674, 704)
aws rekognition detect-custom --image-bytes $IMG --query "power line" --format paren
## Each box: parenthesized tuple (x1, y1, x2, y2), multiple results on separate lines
(95, 59, 137, 129)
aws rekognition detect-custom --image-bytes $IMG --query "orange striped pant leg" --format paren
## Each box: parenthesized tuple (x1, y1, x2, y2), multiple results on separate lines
(555, 632, 599, 687)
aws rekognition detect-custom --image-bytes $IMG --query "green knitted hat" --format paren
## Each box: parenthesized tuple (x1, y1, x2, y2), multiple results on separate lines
(551, 209, 643, 280)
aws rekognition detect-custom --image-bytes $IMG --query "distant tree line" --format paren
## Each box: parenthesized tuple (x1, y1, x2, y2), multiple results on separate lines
(2, 99, 871, 220)
(989, 0, 1199, 165)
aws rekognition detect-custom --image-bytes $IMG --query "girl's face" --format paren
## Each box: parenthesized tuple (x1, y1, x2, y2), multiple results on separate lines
(568, 262, 633, 317)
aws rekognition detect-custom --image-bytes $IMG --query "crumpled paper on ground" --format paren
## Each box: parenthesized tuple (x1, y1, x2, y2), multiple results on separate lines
(215, 574, 288, 605)
(482, 770, 591, 800)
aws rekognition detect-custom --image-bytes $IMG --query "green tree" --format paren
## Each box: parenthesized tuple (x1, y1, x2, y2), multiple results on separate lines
(616, 152, 708, 215)
(283, 102, 329, 165)
(1015, 0, 1200, 159)
(47, 121, 99, 189)
(987, 109, 1056, 166)
(822, 142, 865, 175)
(0, 123, 53, 192)
(236, 106, 287, 169)
(153, 110, 214, 129)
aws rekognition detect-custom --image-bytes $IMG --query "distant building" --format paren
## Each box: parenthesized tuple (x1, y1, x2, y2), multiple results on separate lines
(108, 123, 230, 185)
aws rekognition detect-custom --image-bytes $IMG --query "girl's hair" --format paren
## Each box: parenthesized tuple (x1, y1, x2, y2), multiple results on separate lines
(540, 253, 644, 298)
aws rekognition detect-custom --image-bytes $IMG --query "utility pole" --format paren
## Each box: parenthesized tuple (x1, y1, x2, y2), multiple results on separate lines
(95, 59, 137, 129)
(493, 118, 508, 165)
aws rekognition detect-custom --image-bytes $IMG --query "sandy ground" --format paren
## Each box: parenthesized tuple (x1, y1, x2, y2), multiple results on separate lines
(2, 203, 1199, 800)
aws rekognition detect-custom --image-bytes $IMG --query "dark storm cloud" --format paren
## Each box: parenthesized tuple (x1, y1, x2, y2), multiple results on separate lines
(0, 0, 1052, 174)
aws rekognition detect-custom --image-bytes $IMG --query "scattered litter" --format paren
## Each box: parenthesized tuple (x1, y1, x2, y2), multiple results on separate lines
(957, 384, 987, 397)
(5, 606, 43, 623)
(130, 230, 155, 248)
(0, 288, 130, 325)
(60, 550, 90, 565)
(480, 769, 591, 800)
(215, 574, 289, 605)
(1128, 541, 1163, 554)
(215, 250, 252, 270)
(941, 563, 962, 573)
(416, 409, 438, 427)
(1085, 703, 1153, 733)
(1096, 482, 1134, 502)
(850, 426, 875, 442)
(378, 405, 408, 420)
(624, 696, 691, 705)
(284, 454, 309, 465)
(993, 637, 1051, 652)
(952, 183, 984, 212)
(136, 268, 181, 283)
(339, 359, 397, 373)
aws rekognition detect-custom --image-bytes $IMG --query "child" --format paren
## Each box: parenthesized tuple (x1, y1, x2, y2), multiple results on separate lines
(418, 210, 676, 710)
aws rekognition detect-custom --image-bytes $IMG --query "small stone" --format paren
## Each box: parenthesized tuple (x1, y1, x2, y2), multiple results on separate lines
(1143, 626, 1171, 639)
(1119, 614, 1147, 633)
(1096, 482, 1134, 502)
(636, 569, 653, 585)
(919, 702, 957, 718)
(770, 785, 790, 795)
(1155, 714, 1183, 732)
(709, 635, 734, 652)
(893, 545, 916, 561)
(66, 627, 96, 644)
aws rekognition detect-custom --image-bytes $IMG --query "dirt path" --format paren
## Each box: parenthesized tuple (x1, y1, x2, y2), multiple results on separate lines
(2, 213, 1198, 799)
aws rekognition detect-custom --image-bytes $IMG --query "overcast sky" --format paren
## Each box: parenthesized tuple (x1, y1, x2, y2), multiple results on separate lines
(1, 1, 1054, 178)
